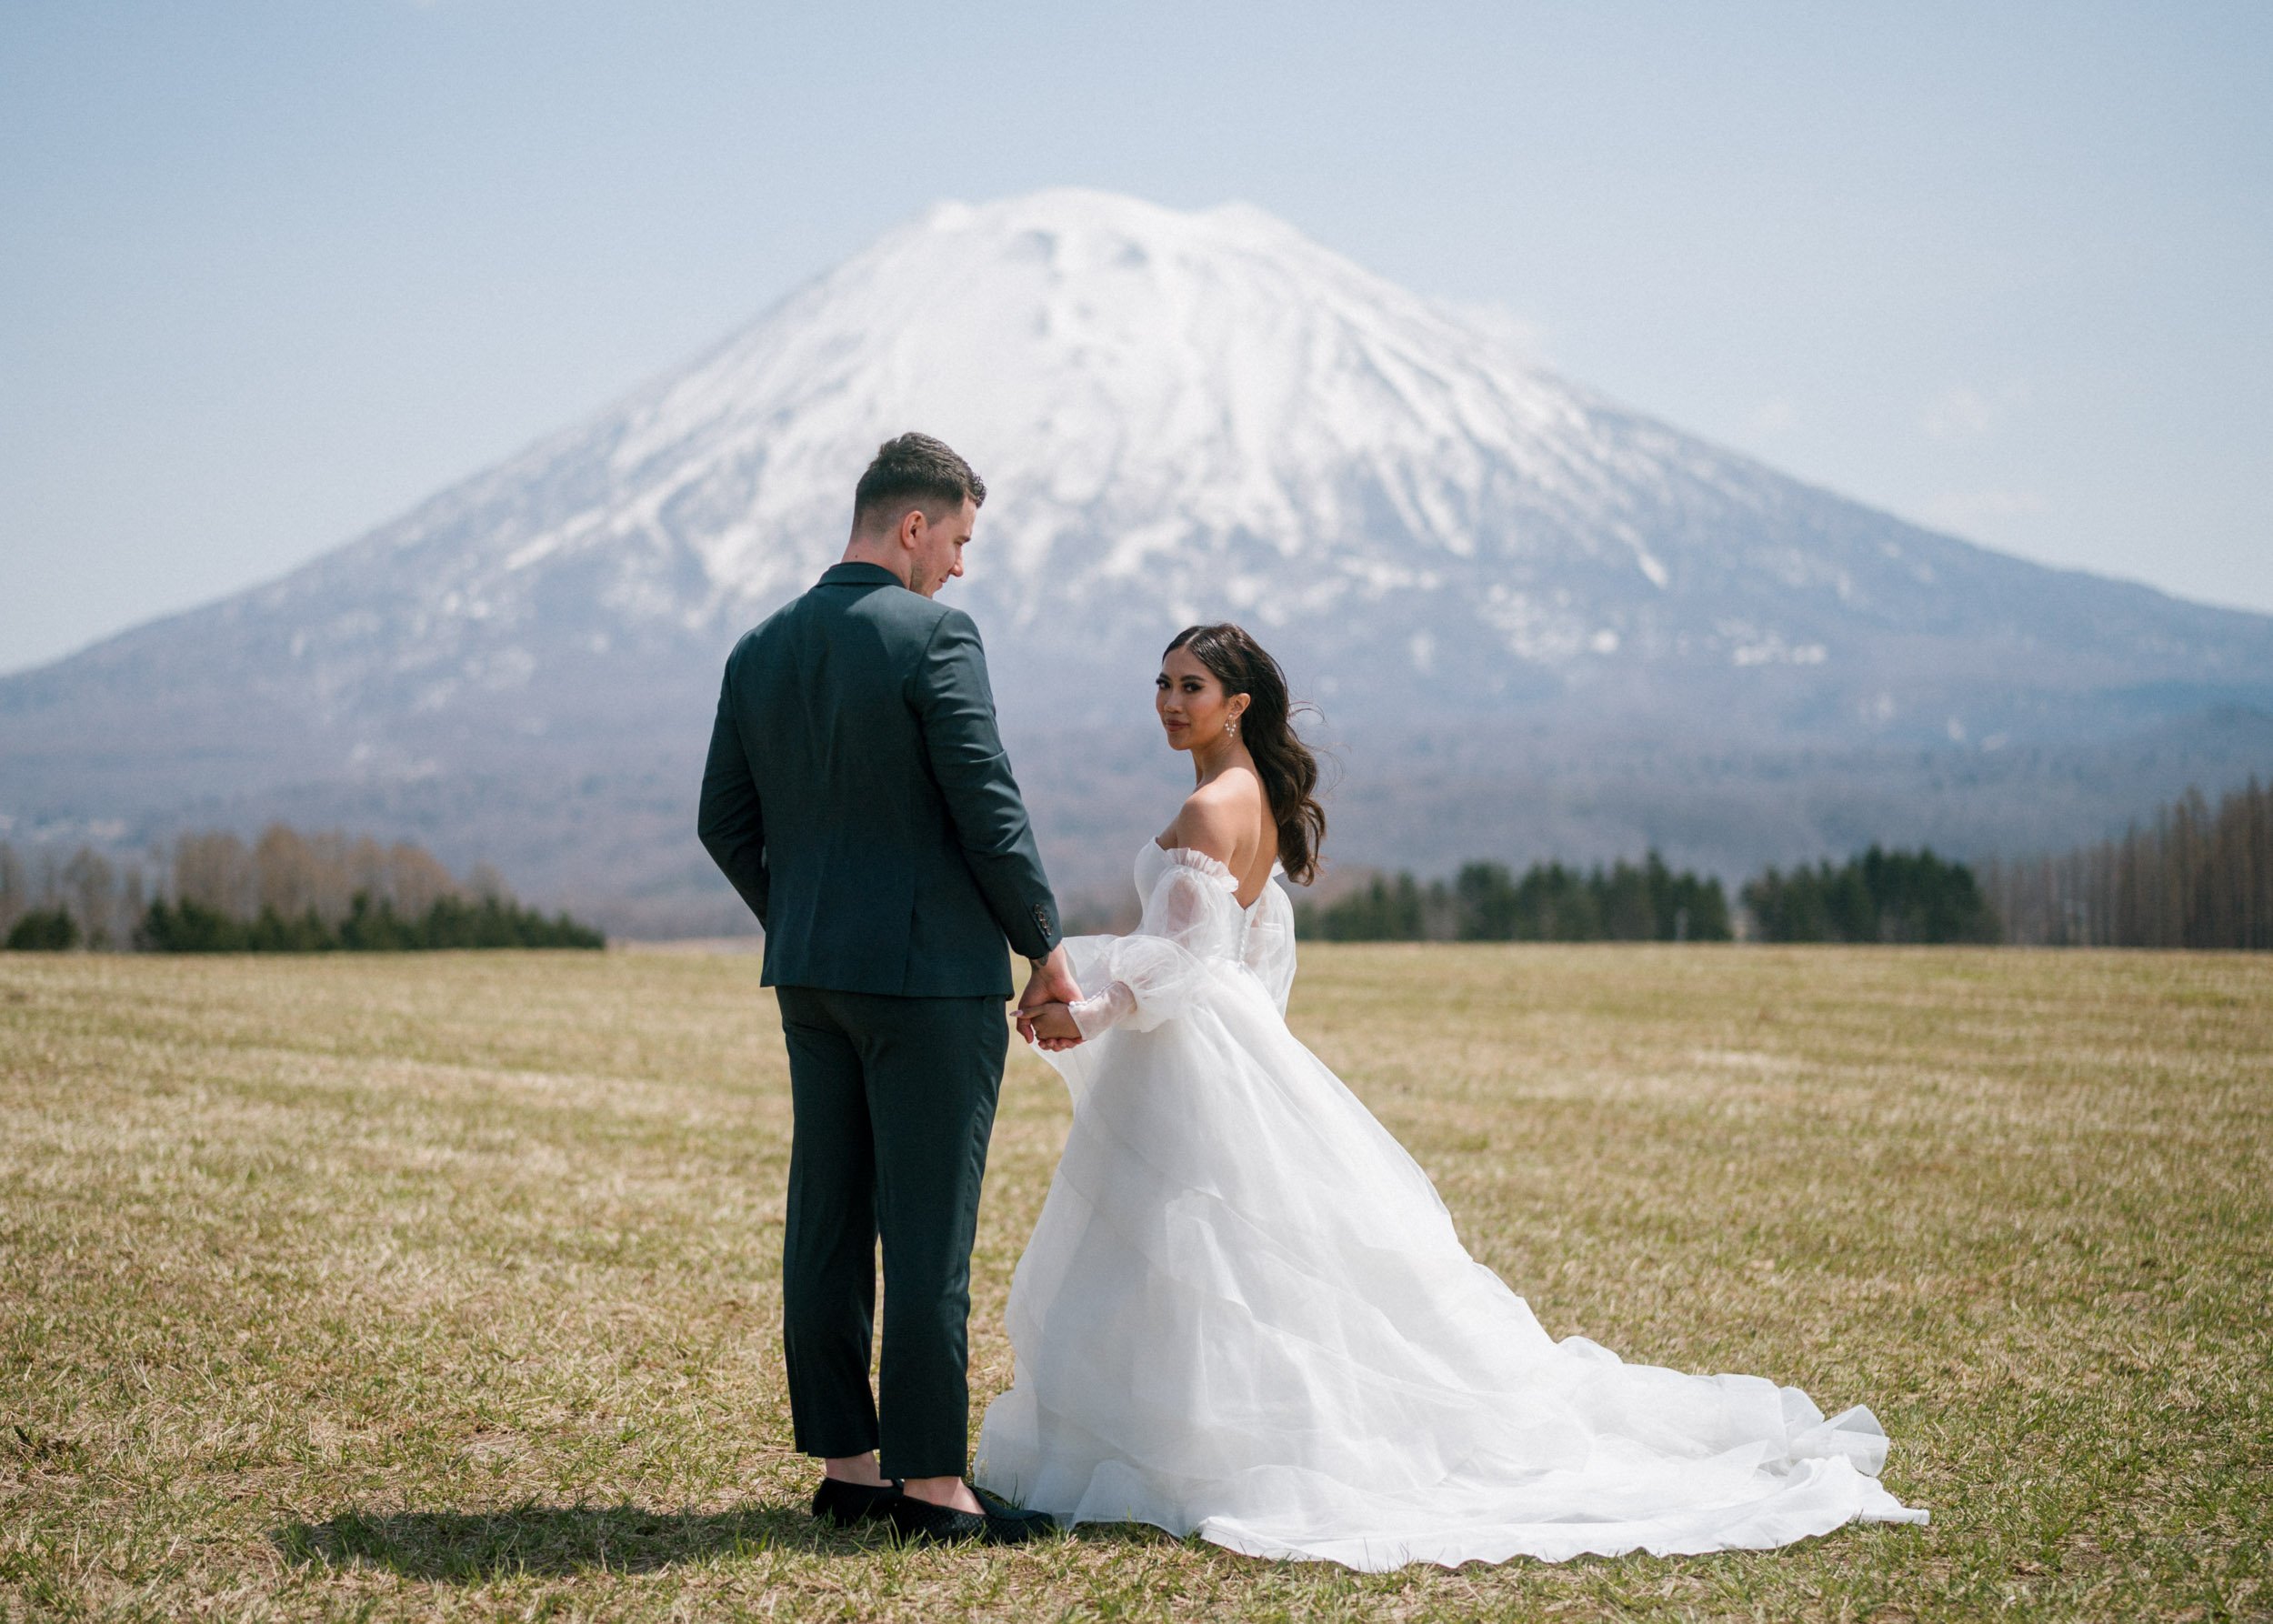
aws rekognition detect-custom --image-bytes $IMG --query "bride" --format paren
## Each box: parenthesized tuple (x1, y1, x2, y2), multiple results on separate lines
(978, 623, 1927, 1570)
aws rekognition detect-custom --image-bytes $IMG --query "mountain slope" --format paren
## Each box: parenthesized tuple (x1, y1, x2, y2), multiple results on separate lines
(5, 189, 2269, 928)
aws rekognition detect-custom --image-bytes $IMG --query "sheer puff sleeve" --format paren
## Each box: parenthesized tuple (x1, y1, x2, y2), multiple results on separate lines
(1064, 849, 1245, 1039)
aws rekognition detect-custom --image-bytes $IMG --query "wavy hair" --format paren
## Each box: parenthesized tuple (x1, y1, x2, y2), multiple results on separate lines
(1164, 624, 1327, 886)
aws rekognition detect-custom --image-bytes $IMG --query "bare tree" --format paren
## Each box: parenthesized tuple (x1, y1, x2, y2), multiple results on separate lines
(388, 842, 457, 916)
(61, 847, 116, 948)
(0, 842, 24, 937)
(1986, 777, 2269, 949)
(119, 867, 145, 945)
(296, 830, 351, 924)
(346, 837, 389, 908)
(253, 824, 321, 921)
(173, 832, 253, 917)
(134, 823, 566, 945)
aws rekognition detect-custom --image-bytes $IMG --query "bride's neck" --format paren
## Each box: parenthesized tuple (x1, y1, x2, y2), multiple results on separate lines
(1189, 736, 1248, 785)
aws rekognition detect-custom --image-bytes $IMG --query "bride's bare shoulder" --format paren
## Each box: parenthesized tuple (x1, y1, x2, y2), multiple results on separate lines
(1166, 770, 1265, 866)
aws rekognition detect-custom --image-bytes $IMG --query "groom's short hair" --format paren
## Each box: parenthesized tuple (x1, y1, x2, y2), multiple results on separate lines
(854, 433, 986, 532)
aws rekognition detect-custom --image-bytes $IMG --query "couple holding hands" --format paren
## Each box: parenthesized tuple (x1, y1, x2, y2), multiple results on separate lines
(698, 432, 1922, 1568)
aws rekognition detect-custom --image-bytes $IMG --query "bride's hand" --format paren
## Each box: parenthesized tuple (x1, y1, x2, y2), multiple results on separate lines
(1024, 1000, 1083, 1051)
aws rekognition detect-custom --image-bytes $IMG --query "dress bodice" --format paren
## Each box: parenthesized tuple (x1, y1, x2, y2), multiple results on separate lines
(1133, 842, 1297, 1014)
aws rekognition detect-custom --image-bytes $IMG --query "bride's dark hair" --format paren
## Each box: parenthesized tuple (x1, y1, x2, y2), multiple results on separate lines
(1164, 624, 1327, 886)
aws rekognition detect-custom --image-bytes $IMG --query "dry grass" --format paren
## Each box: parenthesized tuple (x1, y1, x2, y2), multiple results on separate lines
(2, 944, 2268, 1621)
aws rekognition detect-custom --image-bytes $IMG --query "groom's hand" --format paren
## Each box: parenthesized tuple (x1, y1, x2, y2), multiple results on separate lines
(1024, 1001, 1083, 1050)
(1017, 946, 1083, 1045)
(1020, 945, 1082, 1008)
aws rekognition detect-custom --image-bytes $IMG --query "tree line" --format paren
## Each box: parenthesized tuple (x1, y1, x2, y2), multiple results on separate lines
(1741, 846, 1998, 944)
(1297, 846, 1998, 944)
(1292, 777, 2269, 949)
(1297, 853, 1735, 942)
(9, 778, 2260, 954)
(1, 826, 602, 952)
(1981, 777, 2271, 949)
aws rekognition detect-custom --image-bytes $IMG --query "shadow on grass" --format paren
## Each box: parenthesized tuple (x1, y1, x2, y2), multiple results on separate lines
(275, 1501, 1194, 1581)
(273, 1500, 879, 1580)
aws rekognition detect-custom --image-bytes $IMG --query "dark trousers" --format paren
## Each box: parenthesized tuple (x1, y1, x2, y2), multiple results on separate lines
(774, 984, 1007, 1481)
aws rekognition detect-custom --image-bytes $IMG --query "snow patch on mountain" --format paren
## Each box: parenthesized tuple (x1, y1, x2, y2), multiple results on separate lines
(4, 187, 2269, 930)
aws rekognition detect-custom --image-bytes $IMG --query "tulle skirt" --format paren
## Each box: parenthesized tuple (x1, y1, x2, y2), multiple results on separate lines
(975, 951, 1926, 1569)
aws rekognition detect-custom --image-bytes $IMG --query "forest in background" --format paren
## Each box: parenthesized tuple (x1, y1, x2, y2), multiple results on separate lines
(1982, 778, 2270, 949)
(3, 778, 2264, 952)
(1740, 847, 1998, 945)
(1295, 778, 2267, 947)
(0, 826, 602, 951)
(1297, 853, 1734, 943)
(1295, 847, 2004, 945)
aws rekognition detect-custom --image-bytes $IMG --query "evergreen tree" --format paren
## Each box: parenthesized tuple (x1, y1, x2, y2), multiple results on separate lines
(0, 842, 26, 941)
(1742, 847, 1997, 943)
(1304, 851, 1732, 943)
(133, 828, 606, 953)
(5, 908, 79, 951)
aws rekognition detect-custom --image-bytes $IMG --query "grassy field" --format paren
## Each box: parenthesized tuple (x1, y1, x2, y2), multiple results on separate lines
(1, 944, 2268, 1622)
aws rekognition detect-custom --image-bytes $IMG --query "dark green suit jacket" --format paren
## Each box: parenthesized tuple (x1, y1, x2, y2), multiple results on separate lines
(696, 562, 1062, 998)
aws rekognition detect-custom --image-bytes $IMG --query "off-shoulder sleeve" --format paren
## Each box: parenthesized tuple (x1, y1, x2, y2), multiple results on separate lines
(1066, 855, 1242, 1038)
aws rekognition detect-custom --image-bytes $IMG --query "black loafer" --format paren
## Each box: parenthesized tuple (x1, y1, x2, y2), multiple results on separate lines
(974, 1485, 1054, 1528)
(811, 1476, 904, 1528)
(886, 1483, 1049, 1547)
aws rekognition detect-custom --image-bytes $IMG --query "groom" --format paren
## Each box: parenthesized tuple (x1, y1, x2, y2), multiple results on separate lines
(696, 432, 1081, 1545)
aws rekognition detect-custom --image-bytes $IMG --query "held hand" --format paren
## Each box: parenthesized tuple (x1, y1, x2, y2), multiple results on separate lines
(1023, 941, 1082, 1005)
(1016, 945, 1083, 1049)
(1023, 1000, 1083, 1051)
(1017, 944, 1083, 1019)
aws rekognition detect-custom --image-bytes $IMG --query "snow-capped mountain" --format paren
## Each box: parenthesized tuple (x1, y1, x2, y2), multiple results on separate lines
(5, 189, 2269, 930)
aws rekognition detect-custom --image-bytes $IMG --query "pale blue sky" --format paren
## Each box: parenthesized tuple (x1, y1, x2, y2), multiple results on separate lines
(3, 1, 2268, 676)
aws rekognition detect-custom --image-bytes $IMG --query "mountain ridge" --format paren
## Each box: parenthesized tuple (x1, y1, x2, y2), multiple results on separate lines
(5, 188, 2268, 930)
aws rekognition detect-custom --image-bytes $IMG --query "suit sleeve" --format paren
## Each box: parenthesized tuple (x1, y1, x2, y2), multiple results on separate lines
(908, 609, 1063, 961)
(696, 659, 769, 928)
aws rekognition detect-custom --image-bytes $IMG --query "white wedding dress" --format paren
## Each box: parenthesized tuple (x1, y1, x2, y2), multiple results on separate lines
(975, 842, 1926, 1570)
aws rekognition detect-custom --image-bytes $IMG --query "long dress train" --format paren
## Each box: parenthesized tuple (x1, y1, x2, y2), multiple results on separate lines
(974, 843, 1926, 1569)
